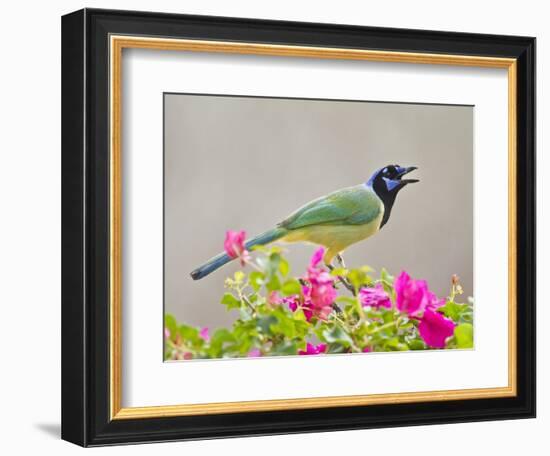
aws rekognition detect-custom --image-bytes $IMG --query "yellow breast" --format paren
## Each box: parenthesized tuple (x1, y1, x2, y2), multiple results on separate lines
(281, 209, 384, 263)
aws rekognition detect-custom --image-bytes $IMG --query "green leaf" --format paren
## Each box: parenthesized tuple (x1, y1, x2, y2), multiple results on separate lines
(208, 328, 237, 356)
(292, 308, 308, 322)
(408, 339, 426, 350)
(279, 257, 290, 276)
(326, 343, 347, 354)
(232, 320, 259, 341)
(164, 314, 178, 342)
(256, 315, 278, 335)
(380, 267, 394, 284)
(265, 273, 281, 292)
(384, 337, 409, 351)
(268, 252, 281, 271)
(239, 307, 254, 321)
(221, 292, 241, 310)
(382, 310, 396, 324)
(330, 267, 348, 277)
(335, 296, 358, 309)
(212, 328, 236, 343)
(271, 341, 298, 356)
(439, 301, 473, 324)
(347, 269, 366, 290)
(179, 324, 200, 345)
(270, 317, 296, 338)
(321, 325, 353, 347)
(248, 271, 265, 292)
(281, 279, 301, 296)
(454, 323, 474, 348)
(379, 268, 395, 294)
(255, 255, 269, 270)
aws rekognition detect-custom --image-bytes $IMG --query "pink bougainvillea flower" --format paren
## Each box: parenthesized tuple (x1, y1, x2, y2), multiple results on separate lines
(394, 271, 443, 316)
(308, 272, 336, 310)
(199, 327, 210, 342)
(286, 248, 336, 322)
(359, 283, 392, 309)
(418, 307, 456, 348)
(302, 282, 335, 320)
(267, 291, 283, 307)
(164, 327, 170, 340)
(224, 230, 249, 266)
(428, 294, 446, 310)
(285, 290, 314, 321)
(362, 346, 372, 353)
(247, 348, 262, 357)
(394, 271, 428, 315)
(304, 247, 336, 319)
(284, 294, 300, 313)
(223, 230, 246, 258)
(298, 343, 327, 355)
(309, 246, 325, 269)
(178, 352, 193, 360)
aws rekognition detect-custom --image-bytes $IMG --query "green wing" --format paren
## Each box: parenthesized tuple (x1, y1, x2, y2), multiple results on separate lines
(279, 185, 382, 230)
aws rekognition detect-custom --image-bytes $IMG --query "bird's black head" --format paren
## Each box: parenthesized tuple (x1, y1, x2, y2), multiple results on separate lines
(367, 164, 419, 229)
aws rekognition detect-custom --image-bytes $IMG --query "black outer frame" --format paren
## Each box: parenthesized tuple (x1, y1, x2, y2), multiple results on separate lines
(61, 8, 536, 447)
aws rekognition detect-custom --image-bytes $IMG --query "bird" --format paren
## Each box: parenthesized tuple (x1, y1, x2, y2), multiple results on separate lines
(190, 164, 418, 280)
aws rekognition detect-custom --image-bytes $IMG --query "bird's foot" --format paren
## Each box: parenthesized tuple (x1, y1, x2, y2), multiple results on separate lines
(327, 261, 356, 296)
(336, 254, 347, 269)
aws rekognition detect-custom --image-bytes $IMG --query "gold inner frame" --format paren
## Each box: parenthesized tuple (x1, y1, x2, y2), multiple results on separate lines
(109, 35, 518, 420)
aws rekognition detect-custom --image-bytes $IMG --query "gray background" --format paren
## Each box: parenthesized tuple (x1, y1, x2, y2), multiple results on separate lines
(164, 94, 473, 328)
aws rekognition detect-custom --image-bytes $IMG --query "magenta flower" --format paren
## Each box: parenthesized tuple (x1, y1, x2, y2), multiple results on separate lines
(248, 348, 262, 357)
(395, 271, 437, 316)
(309, 247, 325, 268)
(298, 343, 327, 355)
(303, 282, 335, 320)
(286, 248, 336, 322)
(359, 284, 392, 309)
(164, 327, 170, 340)
(362, 346, 372, 353)
(286, 291, 314, 321)
(267, 291, 283, 307)
(428, 295, 446, 310)
(418, 307, 456, 348)
(199, 327, 210, 342)
(224, 230, 249, 266)
(305, 247, 336, 318)
(284, 294, 299, 312)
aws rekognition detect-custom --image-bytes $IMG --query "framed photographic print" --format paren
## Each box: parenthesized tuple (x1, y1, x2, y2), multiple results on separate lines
(61, 8, 536, 446)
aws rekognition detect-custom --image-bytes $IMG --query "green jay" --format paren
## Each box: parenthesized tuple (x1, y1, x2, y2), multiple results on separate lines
(191, 164, 418, 280)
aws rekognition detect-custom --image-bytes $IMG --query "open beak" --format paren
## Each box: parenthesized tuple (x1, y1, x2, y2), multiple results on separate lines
(397, 166, 419, 184)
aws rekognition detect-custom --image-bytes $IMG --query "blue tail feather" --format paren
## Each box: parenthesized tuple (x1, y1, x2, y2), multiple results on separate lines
(244, 227, 286, 250)
(190, 227, 286, 280)
(190, 252, 231, 280)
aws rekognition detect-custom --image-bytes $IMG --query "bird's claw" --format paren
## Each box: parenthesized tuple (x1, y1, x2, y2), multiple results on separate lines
(336, 254, 346, 269)
(327, 256, 356, 296)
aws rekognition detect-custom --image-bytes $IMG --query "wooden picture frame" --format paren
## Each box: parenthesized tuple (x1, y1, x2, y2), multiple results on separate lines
(62, 8, 535, 446)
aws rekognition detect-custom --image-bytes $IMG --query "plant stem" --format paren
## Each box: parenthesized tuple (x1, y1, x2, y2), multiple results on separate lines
(369, 316, 403, 335)
(326, 263, 356, 296)
(242, 294, 256, 315)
